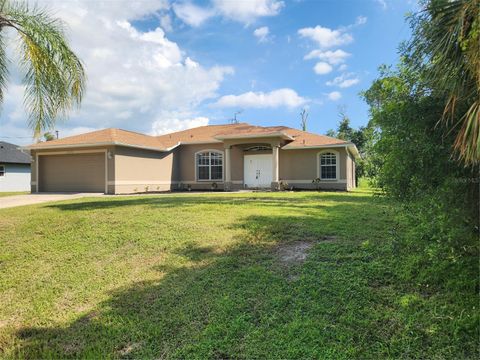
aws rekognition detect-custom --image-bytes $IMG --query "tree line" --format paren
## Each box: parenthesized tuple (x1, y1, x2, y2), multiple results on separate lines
(329, 0, 478, 344)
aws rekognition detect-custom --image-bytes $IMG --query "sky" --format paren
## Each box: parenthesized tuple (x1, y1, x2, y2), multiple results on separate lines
(0, 0, 419, 145)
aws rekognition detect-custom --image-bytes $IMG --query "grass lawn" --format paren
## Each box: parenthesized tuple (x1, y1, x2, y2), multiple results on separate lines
(0, 189, 477, 358)
(0, 191, 29, 198)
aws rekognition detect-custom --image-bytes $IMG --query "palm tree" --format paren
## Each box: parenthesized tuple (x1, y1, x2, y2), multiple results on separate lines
(408, 0, 479, 165)
(0, 0, 85, 138)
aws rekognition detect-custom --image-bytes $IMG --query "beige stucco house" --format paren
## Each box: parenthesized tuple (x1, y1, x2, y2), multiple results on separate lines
(26, 123, 359, 194)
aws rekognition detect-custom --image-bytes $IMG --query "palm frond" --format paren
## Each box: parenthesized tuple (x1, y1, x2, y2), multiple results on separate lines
(0, 29, 9, 106)
(0, 0, 85, 138)
(408, 0, 480, 164)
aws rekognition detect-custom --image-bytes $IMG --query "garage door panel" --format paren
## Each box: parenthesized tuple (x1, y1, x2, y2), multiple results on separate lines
(39, 153, 105, 192)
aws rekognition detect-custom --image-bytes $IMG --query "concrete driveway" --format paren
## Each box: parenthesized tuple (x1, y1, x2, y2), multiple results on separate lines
(0, 193, 105, 209)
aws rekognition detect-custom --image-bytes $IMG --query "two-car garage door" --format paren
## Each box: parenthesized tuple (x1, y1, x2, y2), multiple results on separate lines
(38, 153, 105, 192)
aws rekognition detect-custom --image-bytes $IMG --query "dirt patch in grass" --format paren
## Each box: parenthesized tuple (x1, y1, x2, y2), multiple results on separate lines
(276, 236, 338, 266)
(117, 342, 143, 357)
(63, 340, 84, 355)
(277, 242, 314, 265)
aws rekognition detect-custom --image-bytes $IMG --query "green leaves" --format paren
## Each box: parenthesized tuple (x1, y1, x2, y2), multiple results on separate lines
(407, 0, 480, 165)
(0, 0, 85, 138)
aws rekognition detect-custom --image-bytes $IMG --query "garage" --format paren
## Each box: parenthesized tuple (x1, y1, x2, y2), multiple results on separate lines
(38, 152, 106, 192)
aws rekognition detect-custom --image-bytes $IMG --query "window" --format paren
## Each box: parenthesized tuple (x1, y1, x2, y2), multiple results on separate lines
(245, 145, 272, 152)
(0, 165, 4, 177)
(319, 152, 337, 180)
(196, 151, 223, 181)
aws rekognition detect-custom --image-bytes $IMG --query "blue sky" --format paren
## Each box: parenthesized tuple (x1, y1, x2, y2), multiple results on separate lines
(0, 0, 418, 145)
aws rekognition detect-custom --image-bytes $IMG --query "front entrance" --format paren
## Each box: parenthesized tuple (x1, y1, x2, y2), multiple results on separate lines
(244, 154, 272, 188)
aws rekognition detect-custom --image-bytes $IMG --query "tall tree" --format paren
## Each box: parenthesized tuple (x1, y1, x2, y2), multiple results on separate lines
(325, 107, 373, 179)
(0, 0, 85, 138)
(300, 108, 308, 131)
(336, 107, 354, 141)
(407, 0, 479, 164)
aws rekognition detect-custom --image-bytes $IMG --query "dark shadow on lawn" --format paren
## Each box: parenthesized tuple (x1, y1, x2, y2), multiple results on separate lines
(44, 192, 379, 213)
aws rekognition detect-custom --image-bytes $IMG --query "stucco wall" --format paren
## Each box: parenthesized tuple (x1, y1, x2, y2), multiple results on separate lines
(0, 163, 31, 192)
(176, 143, 352, 191)
(113, 146, 177, 194)
(29, 142, 355, 193)
(176, 143, 225, 184)
(175, 143, 276, 189)
(278, 147, 350, 190)
(345, 151, 356, 190)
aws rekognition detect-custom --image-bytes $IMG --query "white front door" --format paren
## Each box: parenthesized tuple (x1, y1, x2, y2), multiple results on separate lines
(244, 154, 273, 188)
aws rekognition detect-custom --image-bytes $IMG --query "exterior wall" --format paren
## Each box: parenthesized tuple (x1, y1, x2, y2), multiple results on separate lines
(113, 146, 177, 194)
(175, 141, 281, 190)
(31, 146, 114, 194)
(279, 147, 349, 191)
(0, 163, 31, 192)
(345, 150, 356, 190)
(175, 143, 227, 190)
(29, 141, 355, 194)
(230, 145, 244, 182)
(175, 143, 353, 191)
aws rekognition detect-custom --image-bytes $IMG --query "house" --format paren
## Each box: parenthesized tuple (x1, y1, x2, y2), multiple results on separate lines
(26, 123, 359, 194)
(0, 141, 31, 192)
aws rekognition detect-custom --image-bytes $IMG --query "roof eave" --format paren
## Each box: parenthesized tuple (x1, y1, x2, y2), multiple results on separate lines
(178, 140, 223, 145)
(281, 142, 361, 159)
(214, 132, 293, 141)
(25, 141, 171, 152)
(346, 143, 361, 159)
(281, 143, 350, 150)
(0, 160, 31, 165)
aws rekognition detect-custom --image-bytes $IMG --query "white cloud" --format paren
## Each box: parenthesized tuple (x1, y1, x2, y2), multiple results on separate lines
(338, 64, 348, 71)
(375, 0, 387, 10)
(151, 116, 209, 135)
(355, 16, 368, 25)
(313, 62, 333, 75)
(299, 17, 367, 75)
(326, 72, 360, 88)
(304, 49, 350, 65)
(213, 0, 284, 24)
(172, 2, 215, 27)
(160, 14, 173, 32)
(214, 88, 307, 109)
(0, 0, 234, 144)
(327, 91, 342, 101)
(173, 0, 284, 27)
(253, 26, 270, 43)
(298, 25, 353, 48)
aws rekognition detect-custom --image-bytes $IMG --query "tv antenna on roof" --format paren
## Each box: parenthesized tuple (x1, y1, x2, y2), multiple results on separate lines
(230, 110, 243, 124)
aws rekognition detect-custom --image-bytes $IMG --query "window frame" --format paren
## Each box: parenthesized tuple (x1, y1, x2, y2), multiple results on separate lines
(317, 150, 339, 181)
(0, 164, 5, 177)
(194, 150, 224, 182)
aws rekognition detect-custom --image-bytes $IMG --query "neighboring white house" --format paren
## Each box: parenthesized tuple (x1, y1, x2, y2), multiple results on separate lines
(0, 141, 31, 192)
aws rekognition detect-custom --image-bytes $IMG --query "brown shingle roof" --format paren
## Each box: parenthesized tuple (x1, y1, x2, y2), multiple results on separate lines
(27, 123, 349, 151)
(156, 123, 246, 147)
(156, 123, 348, 147)
(27, 128, 170, 151)
(281, 128, 348, 148)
